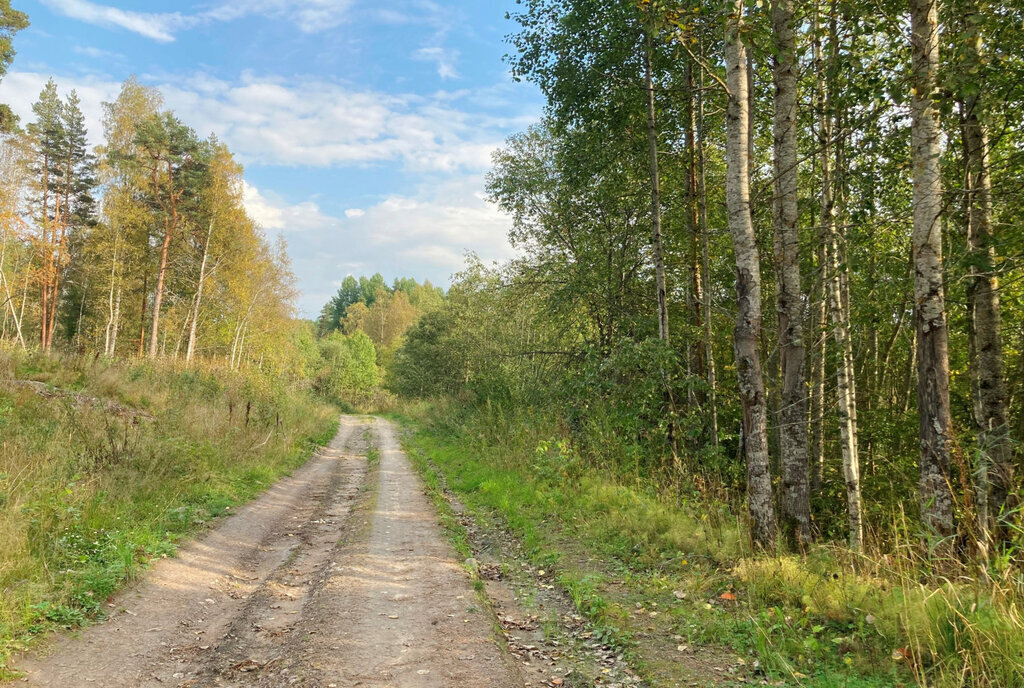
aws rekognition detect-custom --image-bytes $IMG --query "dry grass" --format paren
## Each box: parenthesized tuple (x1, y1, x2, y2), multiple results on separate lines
(0, 348, 338, 674)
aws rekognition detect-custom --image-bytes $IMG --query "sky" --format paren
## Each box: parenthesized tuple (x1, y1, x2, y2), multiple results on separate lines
(0, 0, 543, 316)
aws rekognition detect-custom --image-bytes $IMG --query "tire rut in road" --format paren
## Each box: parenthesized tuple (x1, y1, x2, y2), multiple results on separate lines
(11, 416, 522, 688)
(10, 416, 370, 688)
(284, 419, 521, 688)
(183, 419, 373, 687)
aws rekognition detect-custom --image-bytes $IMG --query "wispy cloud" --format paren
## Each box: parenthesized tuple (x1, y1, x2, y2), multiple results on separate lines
(39, 0, 190, 42)
(73, 44, 125, 60)
(201, 0, 355, 34)
(41, 0, 355, 42)
(414, 46, 460, 80)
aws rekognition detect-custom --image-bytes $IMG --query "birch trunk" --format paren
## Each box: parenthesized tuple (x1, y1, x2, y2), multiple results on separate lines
(809, 242, 827, 493)
(644, 29, 669, 343)
(685, 58, 705, 387)
(818, 8, 863, 550)
(105, 240, 118, 356)
(772, 0, 811, 547)
(138, 273, 148, 358)
(961, 7, 1009, 549)
(0, 232, 26, 350)
(111, 287, 121, 356)
(726, 0, 776, 550)
(696, 57, 719, 447)
(186, 221, 214, 364)
(910, 0, 955, 539)
(149, 219, 173, 359)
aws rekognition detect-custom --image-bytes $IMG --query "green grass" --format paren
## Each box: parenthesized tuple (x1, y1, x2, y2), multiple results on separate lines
(390, 402, 1024, 688)
(0, 349, 338, 676)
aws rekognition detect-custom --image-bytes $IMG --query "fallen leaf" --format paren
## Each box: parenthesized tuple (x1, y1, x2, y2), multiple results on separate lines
(719, 592, 737, 601)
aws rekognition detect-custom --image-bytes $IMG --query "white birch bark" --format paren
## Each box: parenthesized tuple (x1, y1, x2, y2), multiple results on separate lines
(910, 0, 955, 539)
(644, 29, 669, 343)
(726, 0, 776, 549)
(186, 220, 214, 364)
(772, 0, 811, 547)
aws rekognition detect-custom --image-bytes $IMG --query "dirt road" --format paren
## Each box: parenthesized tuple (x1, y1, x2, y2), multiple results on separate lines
(11, 416, 519, 687)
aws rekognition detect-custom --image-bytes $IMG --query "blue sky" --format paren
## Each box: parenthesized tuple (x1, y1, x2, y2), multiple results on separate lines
(0, 0, 543, 316)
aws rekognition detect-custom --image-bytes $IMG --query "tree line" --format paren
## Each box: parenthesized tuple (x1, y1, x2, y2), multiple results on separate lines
(384, 0, 1024, 558)
(0, 24, 300, 373)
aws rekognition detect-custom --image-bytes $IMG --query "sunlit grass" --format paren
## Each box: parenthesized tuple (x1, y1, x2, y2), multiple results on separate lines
(0, 348, 337, 676)
(394, 400, 1024, 688)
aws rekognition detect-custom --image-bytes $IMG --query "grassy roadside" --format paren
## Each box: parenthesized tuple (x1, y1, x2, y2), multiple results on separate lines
(0, 350, 338, 676)
(391, 402, 1024, 688)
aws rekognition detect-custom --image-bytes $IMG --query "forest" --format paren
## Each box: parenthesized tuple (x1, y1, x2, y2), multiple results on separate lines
(0, 5, 299, 372)
(324, 0, 1024, 683)
(361, 0, 1024, 560)
(3, 0, 1024, 684)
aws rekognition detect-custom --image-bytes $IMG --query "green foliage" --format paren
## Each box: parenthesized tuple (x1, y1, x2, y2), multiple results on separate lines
(0, 0, 27, 81)
(317, 274, 445, 339)
(315, 330, 379, 404)
(387, 310, 466, 398)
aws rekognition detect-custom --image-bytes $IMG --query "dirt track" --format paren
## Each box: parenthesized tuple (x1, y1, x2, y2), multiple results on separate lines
(11, 416, 519, 687)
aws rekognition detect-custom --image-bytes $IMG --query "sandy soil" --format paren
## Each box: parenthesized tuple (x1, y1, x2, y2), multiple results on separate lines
(8, 416, 520, 688)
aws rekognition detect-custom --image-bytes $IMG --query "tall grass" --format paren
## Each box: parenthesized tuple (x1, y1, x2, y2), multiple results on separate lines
(0, 348, 338, 675)
(398, 399, 1024, 687)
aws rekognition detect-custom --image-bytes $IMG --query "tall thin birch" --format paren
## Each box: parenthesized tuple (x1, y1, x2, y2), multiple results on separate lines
(726, 0, 776, 550)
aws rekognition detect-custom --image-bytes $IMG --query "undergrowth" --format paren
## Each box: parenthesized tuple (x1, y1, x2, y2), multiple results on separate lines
(392, 399, 1024, 688)
(0, 349, 338, 675)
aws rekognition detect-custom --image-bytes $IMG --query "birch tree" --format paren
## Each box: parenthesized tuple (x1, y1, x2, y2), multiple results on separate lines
(772, 0, 811, 547)
(725, 0, 775, 550)
(909, 0, 955, 539)
(956, 2, 1010, 551)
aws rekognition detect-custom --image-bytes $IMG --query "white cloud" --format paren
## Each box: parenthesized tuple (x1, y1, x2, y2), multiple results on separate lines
(239, 177, 515, 316)
(39, 0, 191, 42)
(344, 208, 365, 218)
(0, 71, 528, 173)
(346, 176, 514, 267)
(41, 0, 355, 41)
(155, 73, 513, 172)
(414, 46, 460, 80)
(242, 183, 332, 232)
(201, 0, 354, 33)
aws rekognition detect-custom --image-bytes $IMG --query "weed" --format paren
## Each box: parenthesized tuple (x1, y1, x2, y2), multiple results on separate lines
(0, 350, 337, 676)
